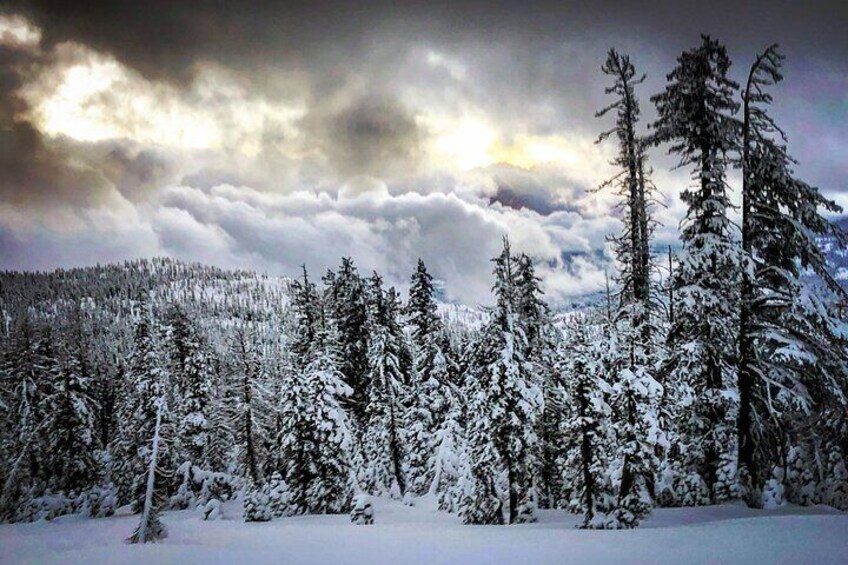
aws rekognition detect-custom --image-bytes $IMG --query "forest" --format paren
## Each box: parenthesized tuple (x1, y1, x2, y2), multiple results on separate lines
(1, 36, 846, 542)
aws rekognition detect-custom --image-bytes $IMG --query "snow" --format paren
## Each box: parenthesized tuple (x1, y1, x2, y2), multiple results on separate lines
(2, 496, 846, 564)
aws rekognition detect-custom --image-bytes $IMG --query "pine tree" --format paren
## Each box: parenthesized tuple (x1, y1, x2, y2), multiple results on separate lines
(323, 258, 370, 425)
(39, 343, 99, 494)
(737, 43, 848, 502)
(431, 398, 465, 512)
(403, 260, 457, 497)
(114, 306, 174, 517)
(0, 316, 55, 517)
(651, 35, 742, 503)
(596, 50, 665, 524)
(205, 365, 234, 474)
(267, 471, 292, 518)
(361, 274, 407, 498)
(127, 397, 168, 543)
(278, 271, 355, 514)
(169, 308, 214, 472)
(460, 238, 543, 524)
(560, 320, 617, 529)
(228, 325, 269, 485)
(597, 49, 658, 346)
(610, 344, 662, 527)
(514, 254, 560, 509)
(242, 478, 273, 522)
(407, 259, 441, 341)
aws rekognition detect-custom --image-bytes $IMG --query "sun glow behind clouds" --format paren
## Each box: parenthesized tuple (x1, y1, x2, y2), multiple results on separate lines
(422, 109, 607, 189)
(23, 44, 306, 155)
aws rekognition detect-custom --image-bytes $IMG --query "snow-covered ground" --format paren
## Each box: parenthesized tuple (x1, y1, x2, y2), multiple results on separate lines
(2, 496, 846, 564)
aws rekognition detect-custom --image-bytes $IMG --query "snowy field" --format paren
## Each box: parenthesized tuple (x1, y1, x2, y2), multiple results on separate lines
(2, 497, 846, 565)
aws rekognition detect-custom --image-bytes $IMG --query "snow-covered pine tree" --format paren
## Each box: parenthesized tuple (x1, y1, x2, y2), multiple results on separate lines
(322, 258, 370, 426)
(165, 308, 216, 509)
(514, 254, 560, 509)
(651, 35, 742, 503)
(737, 43, 848, 504)
(404, 259, 459, 498)
(407, 259, 440, 339)
(819, 416, 848, 511)
(596, 50, 665, 524)
(460, 238, 543, 525)
(361, 274, 407, 499)
(115, 306, 174, 514)
(127, 397, 168, 543)
(609, 348, 662, 527)
(39, 339, 99, 495)
(168, 308, 214, 472)
(0, 315, 55, 519)
(431, 398, 466, 513)
(242, 477, 273, 522)
(228, 324, 270, 485)
(267, 471, 292, 518)
(596, 49, 660, 350)
(278, 269, 354, 514)
(560, 319, 617, 528)
(350, 494, 374, 525)
(205, 359, 234, 475)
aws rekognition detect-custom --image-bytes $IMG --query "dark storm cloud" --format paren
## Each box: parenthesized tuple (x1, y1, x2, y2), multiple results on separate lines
(9, 1, 847, 78)
(307, 95, 423, 178)
(0, 120, 113, 209)
(101, 146, 177, 202)
(12, 0, 843, 191)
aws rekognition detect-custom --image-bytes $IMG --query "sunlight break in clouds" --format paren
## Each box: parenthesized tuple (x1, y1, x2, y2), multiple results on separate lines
(23, 44, 306, 154)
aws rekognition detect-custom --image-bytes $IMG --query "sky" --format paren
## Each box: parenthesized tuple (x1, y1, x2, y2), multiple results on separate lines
(1, 1, 846, 305)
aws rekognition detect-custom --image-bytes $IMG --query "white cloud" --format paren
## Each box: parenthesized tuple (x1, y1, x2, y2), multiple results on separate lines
(0, 13, 40, 50)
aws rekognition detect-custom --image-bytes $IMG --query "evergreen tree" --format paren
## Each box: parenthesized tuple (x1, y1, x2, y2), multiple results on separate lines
(0, 316, 55, 517)
(114, 306, 174, 514)
(361, 274, 407, 498)
(404, 259, 456, 497)
(278, 271, 355, 514)
(596, 51, 665, 523)
(228, 325, 269, 484)
(407, 259, 441, 341)
(127, 397, 168, 543)
(651, 35, 742, 503)
(168, 308, 214, 472)
(432, 399, 466, 513)
(597, 49, 658, 347)
(323, 258, 370, 425)
(242, 478, 273, 522)
(460, 238, 543, 524)
(560, 321, 617, 528)
(267, 471, 292, 518)
(514, 254, 560, 509)
(39, 343, 99, 494)
(737, 43, 848, 502)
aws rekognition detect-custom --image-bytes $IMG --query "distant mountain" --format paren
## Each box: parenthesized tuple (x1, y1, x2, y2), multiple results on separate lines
(817, 217, 848, 284)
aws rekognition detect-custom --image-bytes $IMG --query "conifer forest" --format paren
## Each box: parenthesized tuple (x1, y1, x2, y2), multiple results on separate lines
(1, 15, 847, 564)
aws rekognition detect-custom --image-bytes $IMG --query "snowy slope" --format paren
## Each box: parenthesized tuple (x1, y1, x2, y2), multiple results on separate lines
(2, 496, 846, 565)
